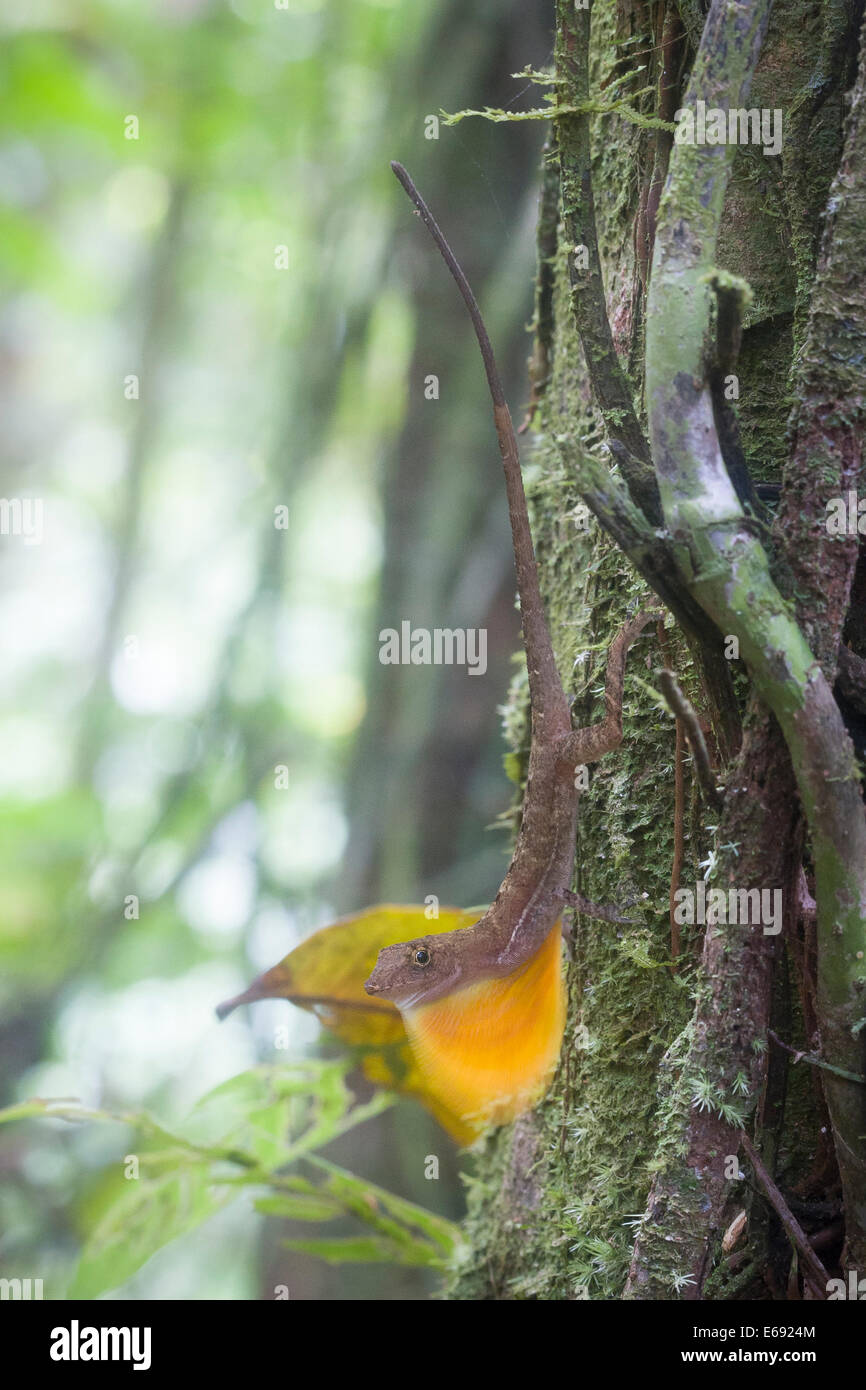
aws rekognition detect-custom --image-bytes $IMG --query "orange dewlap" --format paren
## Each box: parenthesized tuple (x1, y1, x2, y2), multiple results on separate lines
(400, 921, 566, 1133)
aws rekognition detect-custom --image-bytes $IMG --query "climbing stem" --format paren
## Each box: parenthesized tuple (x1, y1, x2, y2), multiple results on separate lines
(645, 0, 866, 1267)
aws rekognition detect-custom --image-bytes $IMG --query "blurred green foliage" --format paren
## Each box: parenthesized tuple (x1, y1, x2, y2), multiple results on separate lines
(0, 1062, 461, 1297)
(0, 0, 547, 1298)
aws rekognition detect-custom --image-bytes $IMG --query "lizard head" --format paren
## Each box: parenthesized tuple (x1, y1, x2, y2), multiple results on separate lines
(365, 918, 566, 1129)
(364, 932, 468, 1010)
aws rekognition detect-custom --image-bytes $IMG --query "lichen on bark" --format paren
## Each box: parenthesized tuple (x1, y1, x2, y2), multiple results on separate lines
(447, 0, 865, 1299)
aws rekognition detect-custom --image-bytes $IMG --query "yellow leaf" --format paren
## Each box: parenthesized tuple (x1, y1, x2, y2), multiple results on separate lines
(217, 905, 481, 1143)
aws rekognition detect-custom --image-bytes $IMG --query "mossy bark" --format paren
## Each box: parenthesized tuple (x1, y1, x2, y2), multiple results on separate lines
(447, 0, 864, 1300)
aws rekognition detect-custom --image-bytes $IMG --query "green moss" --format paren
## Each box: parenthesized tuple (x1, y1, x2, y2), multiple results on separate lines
(448, 104, 707, 1296)
(446, 0, 853, 1299)
(736, 315, 796, 483)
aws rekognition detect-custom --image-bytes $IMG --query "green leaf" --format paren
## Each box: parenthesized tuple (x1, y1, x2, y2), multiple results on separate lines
(307, 1156, 462, 1256)
(11, 1070, 449, 1283)
(254, 1191, 342, 1222)
(281, 1235, 442, 1267)
(182, 1062, 393, 1171)
(282, 1089, 394, 1162)
(69, 1168, 234, 1299)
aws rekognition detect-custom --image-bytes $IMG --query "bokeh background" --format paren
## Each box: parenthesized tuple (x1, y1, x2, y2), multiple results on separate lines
(0, 0, 551, 1298)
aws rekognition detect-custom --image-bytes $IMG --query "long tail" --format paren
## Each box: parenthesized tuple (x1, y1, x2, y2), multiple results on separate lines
(391, 162, 568, 732)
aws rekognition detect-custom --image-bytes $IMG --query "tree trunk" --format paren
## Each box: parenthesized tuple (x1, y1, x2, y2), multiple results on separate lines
(448, 0, 866, 1300)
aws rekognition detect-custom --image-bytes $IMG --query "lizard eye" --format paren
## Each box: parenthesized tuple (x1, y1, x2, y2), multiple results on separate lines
(413, 947, 431, 967)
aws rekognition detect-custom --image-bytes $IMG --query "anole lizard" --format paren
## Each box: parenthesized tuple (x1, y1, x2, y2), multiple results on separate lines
(363, 164, 656, 1126)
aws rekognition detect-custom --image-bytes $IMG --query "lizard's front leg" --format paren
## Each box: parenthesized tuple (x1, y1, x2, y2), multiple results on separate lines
(556, 609, 660, 771)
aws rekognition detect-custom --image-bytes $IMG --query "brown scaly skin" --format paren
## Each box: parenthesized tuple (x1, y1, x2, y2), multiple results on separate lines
(365, 609, 656, 1009)
(365, 166, 658, 1012)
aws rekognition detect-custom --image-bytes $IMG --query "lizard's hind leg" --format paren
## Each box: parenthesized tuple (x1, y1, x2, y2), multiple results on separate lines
(557, 609, 660, 770)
